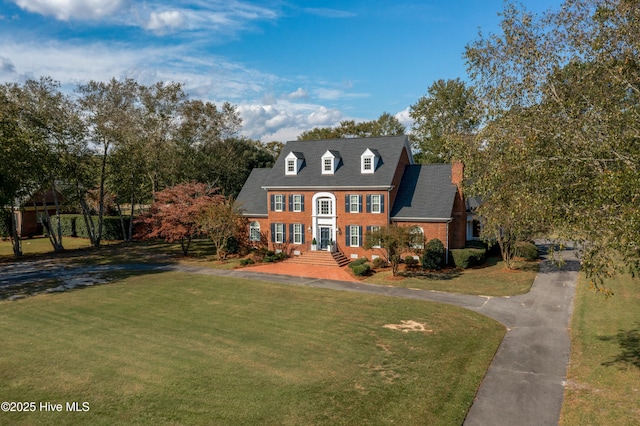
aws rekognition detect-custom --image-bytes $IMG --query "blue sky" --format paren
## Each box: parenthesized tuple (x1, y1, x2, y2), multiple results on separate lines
(0, 0, 563, 142)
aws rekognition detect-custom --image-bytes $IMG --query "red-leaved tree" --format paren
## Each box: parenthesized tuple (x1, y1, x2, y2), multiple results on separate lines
(134, 182, 223, 255)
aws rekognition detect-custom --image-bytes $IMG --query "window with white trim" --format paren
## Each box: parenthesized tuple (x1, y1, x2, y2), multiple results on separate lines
(410, 226, 424, 249)
(292, 223, 303, 244)
(250, 222, 261, 241)
(323, 158, 332, 172)
(349, 195, 359, 213)
(361, 148, 379, 173)
(363, 157, 372, 171)
(287, 159, 295, 173)
(274, 223, 284, 243)
(274, 194, 284, 211)
(292, 194, 302, 212)
(371, 194, 381, 213)
(318, 198, 332, 216)
(349, 225, 361, 247)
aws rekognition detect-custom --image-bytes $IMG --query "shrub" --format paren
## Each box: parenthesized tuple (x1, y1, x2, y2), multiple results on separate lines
(349, 257, 368, 269)
(450, 248, 486, 269)
(422, 238, 445, 270)
(516, 241, 538, 261)
(372, 257, 387, 269)
(404, 256, 419, 267)
(239, 258, 255, 266)
(352, 263, 371, 276)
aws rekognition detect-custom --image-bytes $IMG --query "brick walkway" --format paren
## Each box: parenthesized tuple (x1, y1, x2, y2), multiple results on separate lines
(242, 261, 359, 282)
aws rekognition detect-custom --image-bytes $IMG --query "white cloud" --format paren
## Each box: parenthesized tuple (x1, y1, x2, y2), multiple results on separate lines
(238, 101, 343, 142)
(0, 38, 356, 143)
(145, 10, 185, 32)
(287, 88, 308, 99)
(394, 107, 414, 131)
(12, 0, 129, 20)
(314, 87, 369, 101)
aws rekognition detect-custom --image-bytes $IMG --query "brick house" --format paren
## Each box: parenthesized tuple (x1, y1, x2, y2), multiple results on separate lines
(236, 135, 467, 261)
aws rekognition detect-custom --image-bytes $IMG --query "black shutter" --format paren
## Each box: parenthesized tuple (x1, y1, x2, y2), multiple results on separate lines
(380, 195, 384, 213)
(270, 223, 275, 242)
(300, 195, 305, 212)
(358, 195, 363, 213)
(289, 195, 293, 212)
(270, 194, 275, 211)
(345, 194, 350, 213)
(289, 223, 293, 243)
(345, 225, 350, 246)
(301, 225, 305, 244)
(366, 194, 371, 213)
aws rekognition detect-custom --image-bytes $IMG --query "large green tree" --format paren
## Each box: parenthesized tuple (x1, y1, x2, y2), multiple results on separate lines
(409, 78, 480, 164)
(298, 112, 405, 140)
(464, 0, 640, 287)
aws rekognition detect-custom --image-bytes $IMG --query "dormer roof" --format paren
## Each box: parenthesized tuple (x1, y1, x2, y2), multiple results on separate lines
(262, 135, 413, 189)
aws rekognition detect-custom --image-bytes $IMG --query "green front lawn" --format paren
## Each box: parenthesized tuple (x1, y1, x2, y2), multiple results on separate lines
(1, 272, 505, 425)
(561, 273, 640, 425)
(364, 257, 538, 297)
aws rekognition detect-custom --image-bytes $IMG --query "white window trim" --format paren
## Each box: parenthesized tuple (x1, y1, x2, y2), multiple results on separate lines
(250, 222, 261, 241)
(318, 198, 332, 216)
(410, 226, 424, 249)
(349, 195, 359, 213)
(285, 152, 302, 175)
(361, 148, 378, 174)
(349, 225, 360, 247)
(293, 194, 302, 212)
(371, 194, 381, 214)
(274, 194, 284, 212)
(274, 223, 284, 244)
(293, 223, 303, 245)
(321, 150, 339, 175)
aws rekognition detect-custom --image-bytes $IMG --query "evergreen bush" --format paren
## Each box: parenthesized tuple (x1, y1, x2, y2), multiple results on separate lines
(422, 238, 445, 270)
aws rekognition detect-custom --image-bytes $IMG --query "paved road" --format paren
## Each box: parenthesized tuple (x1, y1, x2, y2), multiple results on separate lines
(2, 249, 579, 425)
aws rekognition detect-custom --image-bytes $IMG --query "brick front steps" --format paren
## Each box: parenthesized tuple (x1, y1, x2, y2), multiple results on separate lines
(286, 250, 350, 267)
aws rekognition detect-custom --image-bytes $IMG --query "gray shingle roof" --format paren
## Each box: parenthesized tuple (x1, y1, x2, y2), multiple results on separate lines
(391, 164, 457, 220)
(236, 168, 270, 216)
(262, 135, 413, 188)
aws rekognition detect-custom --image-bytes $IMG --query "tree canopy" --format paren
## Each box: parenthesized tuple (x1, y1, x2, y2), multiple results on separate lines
(409, 78, 480, 164)
(464, 0, 640, 287)
(297, 112, 405, 140)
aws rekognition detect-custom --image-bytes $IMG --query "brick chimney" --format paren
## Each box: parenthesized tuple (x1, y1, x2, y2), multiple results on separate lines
(450, 161, 466, 249)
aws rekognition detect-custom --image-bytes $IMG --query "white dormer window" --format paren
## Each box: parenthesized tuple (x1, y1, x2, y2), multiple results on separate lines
(321, 150, 340, 175)
(361, 148, 380, 174)
(285, 151, 304, 175)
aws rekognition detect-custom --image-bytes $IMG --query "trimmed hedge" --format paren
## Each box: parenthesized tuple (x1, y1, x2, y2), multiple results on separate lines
(51, 215, 130, 241)
(450, 247, 486, 269)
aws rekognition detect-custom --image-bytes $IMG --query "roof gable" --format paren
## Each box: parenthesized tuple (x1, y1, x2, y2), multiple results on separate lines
(391, 164, 457, 220)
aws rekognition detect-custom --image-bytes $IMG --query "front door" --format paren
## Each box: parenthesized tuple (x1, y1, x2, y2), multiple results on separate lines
(319, 226, 331, 249)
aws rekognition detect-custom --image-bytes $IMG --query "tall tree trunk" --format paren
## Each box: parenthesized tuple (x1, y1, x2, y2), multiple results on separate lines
(10, 204, 22, 257)
(95, 142, 109, 248)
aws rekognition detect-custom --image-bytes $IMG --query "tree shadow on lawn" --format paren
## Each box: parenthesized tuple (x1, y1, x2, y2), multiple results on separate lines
(600, 323, 640, 369)
(400, 268, 462, 281)
(1, 267, 169, 301)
